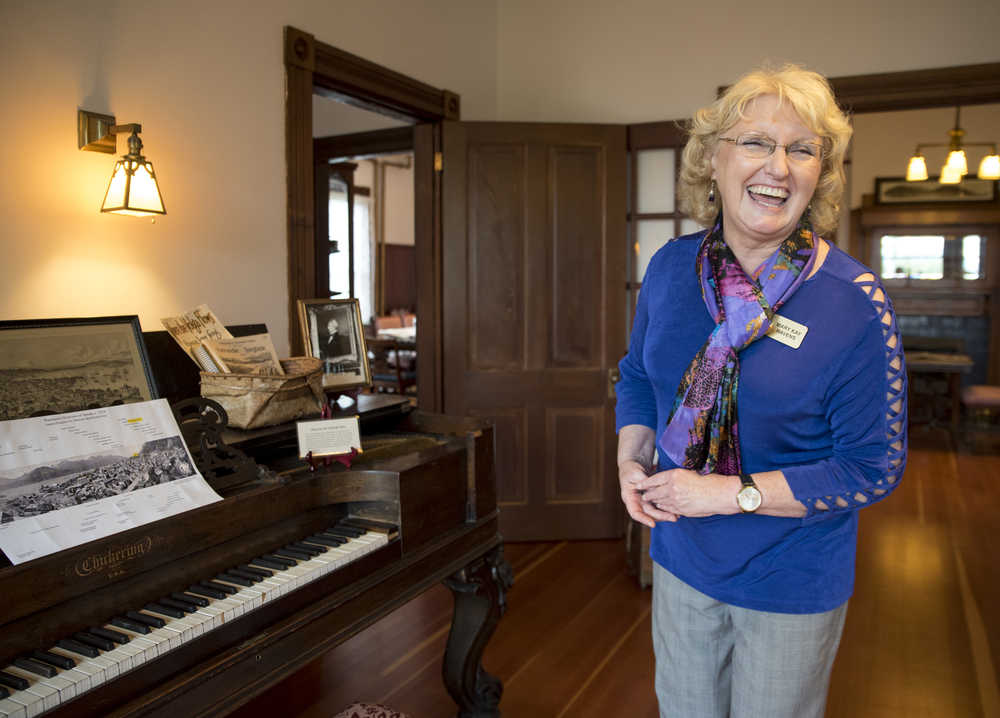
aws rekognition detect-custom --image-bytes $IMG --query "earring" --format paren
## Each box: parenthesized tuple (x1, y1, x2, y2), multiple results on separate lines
(708, 180, 716, 204)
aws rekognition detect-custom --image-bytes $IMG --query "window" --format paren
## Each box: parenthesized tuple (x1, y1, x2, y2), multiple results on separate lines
(328, 185, 373, 324)
(875, 230, 988, 287)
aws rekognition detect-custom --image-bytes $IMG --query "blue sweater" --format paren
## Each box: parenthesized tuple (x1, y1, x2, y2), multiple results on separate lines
(616, 232, 907, 613)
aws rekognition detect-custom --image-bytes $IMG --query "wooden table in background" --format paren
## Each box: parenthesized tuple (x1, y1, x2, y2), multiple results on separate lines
(906, 351, 974, 431)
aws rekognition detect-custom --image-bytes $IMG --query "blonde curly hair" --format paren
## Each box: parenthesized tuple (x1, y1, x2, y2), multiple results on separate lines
(678, 64, 852, 238)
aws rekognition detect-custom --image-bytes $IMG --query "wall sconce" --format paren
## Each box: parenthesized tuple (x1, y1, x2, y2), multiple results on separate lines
(78, 109, 166, 216)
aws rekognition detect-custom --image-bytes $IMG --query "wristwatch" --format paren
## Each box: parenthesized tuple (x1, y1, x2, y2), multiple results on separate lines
(736, 473, 763, 513)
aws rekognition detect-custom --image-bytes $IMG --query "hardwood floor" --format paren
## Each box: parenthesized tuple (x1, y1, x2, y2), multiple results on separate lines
(233, 427, 999, 717)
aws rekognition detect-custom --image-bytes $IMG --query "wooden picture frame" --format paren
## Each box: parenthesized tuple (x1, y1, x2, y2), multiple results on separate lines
(296, 298, 371, 390)
(875, 176, 998, 205)
(0, 315, 158, 421)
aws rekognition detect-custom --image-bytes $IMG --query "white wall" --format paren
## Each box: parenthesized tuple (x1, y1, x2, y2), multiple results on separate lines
(384, 158, 415, 246)
(497, 0, 1000, 123)
(0, 0, 498, 357)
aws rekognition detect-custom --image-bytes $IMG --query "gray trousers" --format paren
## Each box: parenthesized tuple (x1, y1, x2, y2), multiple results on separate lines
(652, 563, 847, 718)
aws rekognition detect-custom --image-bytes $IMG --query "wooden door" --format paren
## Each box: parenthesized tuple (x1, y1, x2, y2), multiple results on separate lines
(442, 121, 626, 541)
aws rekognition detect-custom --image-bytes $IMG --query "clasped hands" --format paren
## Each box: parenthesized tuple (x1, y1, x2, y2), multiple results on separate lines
(619, 460, 735, 527)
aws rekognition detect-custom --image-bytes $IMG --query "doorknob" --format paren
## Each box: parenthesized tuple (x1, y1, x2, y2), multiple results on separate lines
(608, 366, 620, 399)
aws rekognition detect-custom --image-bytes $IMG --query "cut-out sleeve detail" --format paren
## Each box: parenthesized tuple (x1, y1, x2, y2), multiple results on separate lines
(792, 272, 908, 520)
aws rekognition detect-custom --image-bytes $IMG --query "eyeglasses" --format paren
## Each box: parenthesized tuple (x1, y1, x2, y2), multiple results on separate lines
(718, 133, 824, 163)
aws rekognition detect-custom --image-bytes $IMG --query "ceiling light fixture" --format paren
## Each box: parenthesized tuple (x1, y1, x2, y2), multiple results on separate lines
(904, 106, 1000, 183)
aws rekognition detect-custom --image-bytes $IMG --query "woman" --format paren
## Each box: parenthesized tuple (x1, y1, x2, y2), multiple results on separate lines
(615, 65, 907, 717)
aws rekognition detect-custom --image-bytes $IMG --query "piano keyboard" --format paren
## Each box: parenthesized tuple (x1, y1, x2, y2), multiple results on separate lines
(0, 520, 391, 718)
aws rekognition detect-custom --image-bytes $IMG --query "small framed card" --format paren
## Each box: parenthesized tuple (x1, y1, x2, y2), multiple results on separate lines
(296, 416, 362, 459)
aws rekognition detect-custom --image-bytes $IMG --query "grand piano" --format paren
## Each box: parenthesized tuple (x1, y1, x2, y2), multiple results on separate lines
(0, 393, 511, 718)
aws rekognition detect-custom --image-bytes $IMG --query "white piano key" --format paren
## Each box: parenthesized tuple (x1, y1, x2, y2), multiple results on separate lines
(0, 697, 28, 718)
(3, 667, 60, 714)
(83, 651, 118, 681)
(255, 575, 291, 600)
(214, 597, 245, 622)
(58, 667, 94, 694)
(2, 527, 392, 716)
(140, 609, 199, 642)
(46, 649, 94, 693)
(131, 634, 164, 662)
(5, 674, 57, 714)
(146, 626, 181, 653)
(1, 694, 38, 718)
(212, 580, 265, 611)
(105, 638, 143, 669)
(36, 674, 75, 703)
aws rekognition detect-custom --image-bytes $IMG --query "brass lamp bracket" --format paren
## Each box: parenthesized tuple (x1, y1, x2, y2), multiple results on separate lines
(77, 110, 142, 154)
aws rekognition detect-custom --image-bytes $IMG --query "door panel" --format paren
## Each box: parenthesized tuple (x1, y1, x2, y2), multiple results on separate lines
(443, 121, 626, 541)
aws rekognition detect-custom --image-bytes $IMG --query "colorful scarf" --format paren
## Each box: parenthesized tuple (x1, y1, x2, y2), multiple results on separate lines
(658, 217, 818, 475)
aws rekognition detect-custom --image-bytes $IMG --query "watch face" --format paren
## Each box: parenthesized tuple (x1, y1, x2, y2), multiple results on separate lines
(737, 486, 762, 512)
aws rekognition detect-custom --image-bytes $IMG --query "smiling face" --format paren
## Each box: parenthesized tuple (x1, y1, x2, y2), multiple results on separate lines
(711, 94, 822, 260)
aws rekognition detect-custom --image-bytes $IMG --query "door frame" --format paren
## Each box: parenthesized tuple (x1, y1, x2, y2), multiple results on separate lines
(284, 26, 459, 411)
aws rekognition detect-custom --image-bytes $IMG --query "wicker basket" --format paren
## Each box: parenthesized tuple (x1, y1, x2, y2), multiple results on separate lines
(200, 356, 325, 430)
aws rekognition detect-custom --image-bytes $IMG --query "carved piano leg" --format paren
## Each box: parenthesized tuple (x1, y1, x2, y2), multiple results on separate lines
(443, 545, 514, 718)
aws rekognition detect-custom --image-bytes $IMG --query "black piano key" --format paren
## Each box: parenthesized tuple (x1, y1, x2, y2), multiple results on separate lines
(74, 631, 114, 651)
(323, 529, 360, 541)
(110, 616, 150, 635)
(216, 572, 252, 587)
(13, 656, 57, 678)
(330, 523, 364, 537)
(89, 626, 130, 644)
(56, 638, 99, 658)
(273, 547, 311, 562)
(341, 517, 393, 533)
(201, 580, 237, 596)
(0, 671, 29, 690)
(187, 584, 227, 600)
(171, 591, 209, 608)
(145, 602, 185, 619)
(251, 556, 290, 570)
(305, 534, 347, 548)
(228, 568, 265, 583)
(126, 610, 165, 629)
(260, 554, 297, 567)
(306, 534, 345, 547)
(288, 542, 323, 556)
(317, 532, 350, 544)
(0, 685, 8, 699)
(238, 564, 273, 578)
(159, 597, 197, 613)
(31, 649, 75, 670)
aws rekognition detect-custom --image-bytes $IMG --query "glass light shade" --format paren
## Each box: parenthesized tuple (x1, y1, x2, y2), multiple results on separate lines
(101, 158, 166, 216)
(939, 163, 962, 184)
(945, 149, 968, 176)
(977, 153, 1000, 180)
(905, 155, 928, 181)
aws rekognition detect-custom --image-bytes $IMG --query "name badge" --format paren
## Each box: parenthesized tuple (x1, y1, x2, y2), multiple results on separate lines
(767, 314, 808, 349)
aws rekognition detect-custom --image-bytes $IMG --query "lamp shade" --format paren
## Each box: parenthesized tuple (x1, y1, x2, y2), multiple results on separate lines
(101, 155, 165, 216)
(939, 163, 963, 184)
(905, 155, 928, 181)
(978, 153, 1000, 180)
(945, 149, 968, 176)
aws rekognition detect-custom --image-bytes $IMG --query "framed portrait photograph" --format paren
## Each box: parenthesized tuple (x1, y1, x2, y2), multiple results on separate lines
(297, 299, 371, 390)
(0, 316, 159, 421)
(875, 176, 998, 205)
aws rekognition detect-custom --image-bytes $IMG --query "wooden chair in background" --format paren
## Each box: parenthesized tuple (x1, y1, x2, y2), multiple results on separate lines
(366, 337, 416, 395)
